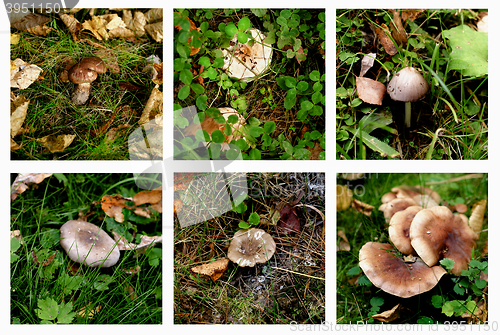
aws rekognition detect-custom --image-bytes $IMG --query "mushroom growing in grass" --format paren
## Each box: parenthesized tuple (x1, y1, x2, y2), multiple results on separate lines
(387, 67, 429, 127)
(68, 57, 106, 105)
(222, 28, 272, 82)
(60, 219, 120, 268)
(359, 242, 446, 298)
(228, 228, 276, 267)
(410, 206, 477, 275)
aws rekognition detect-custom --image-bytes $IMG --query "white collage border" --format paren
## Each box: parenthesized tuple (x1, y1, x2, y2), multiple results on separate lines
(4, 0, 497, 333)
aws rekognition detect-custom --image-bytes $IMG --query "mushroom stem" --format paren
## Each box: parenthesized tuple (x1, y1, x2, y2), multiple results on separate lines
(405, 102, 412, 128)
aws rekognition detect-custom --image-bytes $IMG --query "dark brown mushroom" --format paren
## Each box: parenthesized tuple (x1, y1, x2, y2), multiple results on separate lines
(359, 242, 446, 298)
(410, 206, 477, 275)
(68, 57, 106, 105)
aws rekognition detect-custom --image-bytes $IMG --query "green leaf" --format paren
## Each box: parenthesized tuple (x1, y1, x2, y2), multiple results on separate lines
(282, 140, 293, 155)
(264, 121, 276, 134)
(57, 302, 76, 324)
(198, 56, 211, 67)
(238, 16, 252, 31)
(296, 81, 309, 91)
(195, 95, 208, 111)
(345, 127, 400, 158)
(148, 248, 162, 267)
(211, 130, 225, 143)
(225, 23, 238, 37)
(178, 85, 190, 100)
(285, 77, 296, 88)
(190, 83, 205, 95)
(313, 82, 323, 92)
(239, 221, 251, 229)
(248, 212, 260, 225)
(235, 138, 249, 151)
(177, 17, 191, 31)
(442, 25, 488, 77)
(286, 49, 295, 58)
(11, 237, 21, 252)
(179, 69, 193, 85)
(249, 148, 261, 160)
(36, 297, 59, 321)
(431, 295, 444, 308)
(358, 275, 372, 286)
(237, 31, 249, 44)
(227, 114, 239, 124)
(346, 266, 361, 276)
(370, 296, 384, 308)
(301, 100, 313, 111)
(94, 274, 114, 291)
(200, 21, 209, 33)
(277, 16, 288, 27)
(293, 147, 311, 160)
(475, 278, 487, 289)
(440, 258, 455, 270)
(249, 126, 264, 138)
(309, 70, 321, 81)
(251, 9, 267, 17)
(312, 91, 323, 104)
(280, 9, 292, 19)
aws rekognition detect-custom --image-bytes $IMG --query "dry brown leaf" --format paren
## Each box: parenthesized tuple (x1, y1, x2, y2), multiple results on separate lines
(122, 265, 141, 275)
(375, 24, 397, 56)
(389, 10, 408, 46)
(401, 9, 426, 22)
(191, 258, 229, 281)
(11, 94, 29, 138)
(11, 13, 51, 34)
(11, 33, 20, 44)
(359, 53, 376, 77)
(76, 303, 101, 320)
(144, 8, 163, 23)
(123, 10, 146, 37)
(11, 173, 53, 201)
(174, 173, 204, 191)
(113, 232, 162, 251)
(100, 194, 131, 222)
(278, 203, 301, 233)
(337, 230, 350, 251)
(139, 86, 163, 125)
(352, 199, 374, 216)
(95, 49, 120, 73)
(143, 63, 163, 85)
(337, 185, 353, 211)
(32, 250, 56, 267)
(307, 142, 324, 160)
(356, 77, 386, 105)
(10, 230, 24, 244)
(105, 124, 129, 144)
(59, 13, 82, 41)
(128, 115, 162, 160)
(10, 58, 43, 89)
(371, 304, 402, 322)
(36, 134, 76, 153)
(124, 283, 138, 301)
(133, 189, 162, 206)
(174, 198, 183, 214)
(145, 22, 163, 43)
(469, 199, 487, 235)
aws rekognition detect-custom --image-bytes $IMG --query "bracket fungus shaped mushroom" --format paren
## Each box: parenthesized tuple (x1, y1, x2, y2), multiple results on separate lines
(387, 67, 429, 127)
(410, 206, 477, 275)
(388, 205, 423, 255)
(228, 228, 276, 267)
(60, 219, 120, 267)
(222, 28, 272, 81)
(68, 57, 106, 105)
(359, 242, 446, 298)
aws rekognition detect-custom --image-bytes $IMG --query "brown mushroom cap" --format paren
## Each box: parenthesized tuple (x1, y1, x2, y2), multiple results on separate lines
(227, 228, 276, 267)
(379, 197, 418, 222)
(387, 67, 429, 102)
(410, 206, 477, 275)
(60, 219, 120, 267)
(389, 205, 423, 255)
(68, 57, 106, 104)
(359, 242, 446, 298)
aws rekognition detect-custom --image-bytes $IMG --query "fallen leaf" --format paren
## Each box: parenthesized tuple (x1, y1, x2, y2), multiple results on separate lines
(389, 10, 408, 46)
(359, 53, 376, 77)
(10, 93, 29, 138)
(122, 266, 141, 275)
(145, 22, 163, 43)
(123, 10, 146, 37)
(469, 199, 487, 235)
(279, 204, 301, 233)
(307, 142, 324, 160)
(351, 199, 374, 216)
(401, 9, 425, 22)
(356, 76, 386, 105)
(375, 24, 397, 56)
(10, 58, 43, 89)
(11, 173, 53, 201)
(32, 250, 56, 267)
(59, 13, 82, 41)
(95, 49, 120, 73)
(191, 258, 229, 281)
(371, 304, 402, 322)
(133, 189, 162, 206)
(337, 185, 353, 211)
(11, 13, 52, 35)
(10, 33, 20, 44)
(76, 303, 101, 320)
(124, 283, 138, 301)
(36, 134, 76, 153)
(10, 230, 24, 244)
(128, 115, 163, 160)
(139, 85, 163, 125)
(100, 194, 131, 222)
(337, 230, 350, 251)
(174, 173, 204, 191)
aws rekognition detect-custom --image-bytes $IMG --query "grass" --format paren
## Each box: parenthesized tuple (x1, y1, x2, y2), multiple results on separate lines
(10, 173, 162, 324)
(11, 9, 162, 160)
(174, 173, 325, 324)
(174, 9, 325, 160)
(336, 9, 488, 160)
(337, 173, 488, 324)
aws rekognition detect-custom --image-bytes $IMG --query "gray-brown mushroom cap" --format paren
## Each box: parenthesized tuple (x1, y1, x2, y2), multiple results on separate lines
(60, 219, 120, 267)
(387, 67, 429, 102)
(389, 205, 423, 255)
(68, 57, 106, 105)
(359, 242, 446, 298)
(227, 228, 276, 267)
(410, 206, 477, 275)
(379, 197, 418, 222)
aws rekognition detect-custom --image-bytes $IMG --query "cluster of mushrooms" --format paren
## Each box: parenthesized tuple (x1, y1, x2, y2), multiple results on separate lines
(359, 186, 478, 298)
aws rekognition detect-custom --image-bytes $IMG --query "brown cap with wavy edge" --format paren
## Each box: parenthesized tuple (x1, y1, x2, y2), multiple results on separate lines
(359, 242, 446, 298)
(68, 57, 106, 104)
(410, 206, 477, 275)
(389, 205, 423, 255)
(227, 228, 275, 267)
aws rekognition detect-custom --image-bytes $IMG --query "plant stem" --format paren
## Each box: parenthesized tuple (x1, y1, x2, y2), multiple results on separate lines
(405, 102, 412, 127)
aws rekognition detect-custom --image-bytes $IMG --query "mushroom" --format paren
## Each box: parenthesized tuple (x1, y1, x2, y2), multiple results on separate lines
(386, 67, 429, 127)
(68, 57, 106, 105)
(388, 205, 422, 254)
(227, 228, 276, 267)
(60, 219, 120, 267)
(222, 28, 272, 81)
(379, 197, 418, 222)
(409, 206, 477, 275)
(359, 242, 446, 298)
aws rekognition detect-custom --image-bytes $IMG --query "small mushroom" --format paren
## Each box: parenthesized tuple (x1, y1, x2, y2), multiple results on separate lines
(68, 57, 106, 105)
(379, 197, 418, 222)
(60, 219, 120, 267)
(410, 206, 477, 275)
(227, 228, 276, 267)
(222, 28, 272, 81)
(359, 242, 446, 298)
(387, 67, 429, 127)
